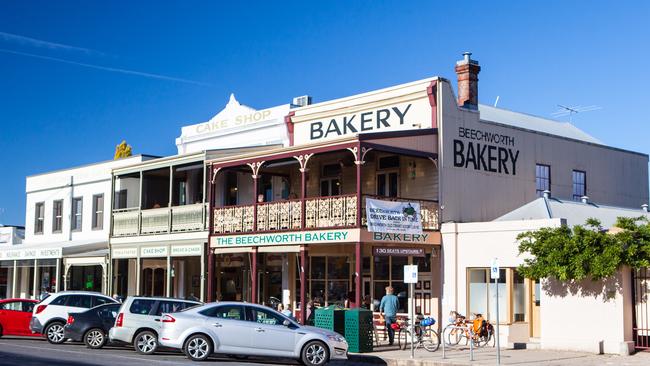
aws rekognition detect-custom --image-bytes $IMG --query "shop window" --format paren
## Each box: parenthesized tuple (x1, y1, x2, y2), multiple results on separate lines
(414, 254, 431, 273)
(52, 200, 63, 233)
(535, 164, 551, 197)
(513, 271, 526, 322)
(311, 257, 325, 280)
(72, 197, 82, 231)
(372, 256, 408, 313)
(34, 202, 44, 234)
(309, 256, 350, 307)
(92, 194, 104, 230)
(572, 170, 586, 201)
(468, 268, 523, 324)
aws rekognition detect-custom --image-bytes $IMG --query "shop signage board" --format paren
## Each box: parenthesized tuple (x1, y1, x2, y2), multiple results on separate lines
(0, 247, 62, 260)
(373, 247, 425, 257)
(292, 97, 432, 145)
(171, 244, 203, 257)
(111, 247, 138, 259)
(212, 229, 359, 247)
(366, 198, 422, 234)
(140, 246, 169, 258)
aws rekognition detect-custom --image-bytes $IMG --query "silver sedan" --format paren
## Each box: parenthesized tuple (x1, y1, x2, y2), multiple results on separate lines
(159, 302, 348, 366)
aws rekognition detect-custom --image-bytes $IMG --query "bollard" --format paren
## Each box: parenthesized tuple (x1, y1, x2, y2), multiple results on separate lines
(469, 329, 474, 361)
(442, 326, 446, 359)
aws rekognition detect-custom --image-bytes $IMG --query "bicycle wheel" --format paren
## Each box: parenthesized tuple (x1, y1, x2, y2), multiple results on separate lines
(397, 328, 409, 350)
(446, 326, 463, 346)
(422, 328, 440, 352)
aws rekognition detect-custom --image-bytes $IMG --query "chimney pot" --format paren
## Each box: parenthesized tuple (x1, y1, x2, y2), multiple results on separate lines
(642, 204, 649, 212)
(455, 52, 481, 109)
(581, 196, 589, 204)
(542, 190, 551, 199)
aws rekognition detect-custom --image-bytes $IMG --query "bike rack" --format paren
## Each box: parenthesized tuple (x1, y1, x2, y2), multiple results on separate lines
(442, 324, 475, 362)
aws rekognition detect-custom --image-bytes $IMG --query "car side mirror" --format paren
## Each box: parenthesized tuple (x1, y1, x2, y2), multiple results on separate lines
(283, 319, 291, 327)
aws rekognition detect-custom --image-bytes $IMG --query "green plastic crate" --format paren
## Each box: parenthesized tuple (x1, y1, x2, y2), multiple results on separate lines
(314, 305, 346, 336)
(344, 308, 374, 353)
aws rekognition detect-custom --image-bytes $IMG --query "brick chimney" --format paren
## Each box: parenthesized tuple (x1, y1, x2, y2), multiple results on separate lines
(455, 52, 481, 109)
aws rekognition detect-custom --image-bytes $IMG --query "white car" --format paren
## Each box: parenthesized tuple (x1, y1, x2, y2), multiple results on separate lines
(109, 296, 201, 355)
(30, 291, 117, 344)
(159, 302, 348, 366)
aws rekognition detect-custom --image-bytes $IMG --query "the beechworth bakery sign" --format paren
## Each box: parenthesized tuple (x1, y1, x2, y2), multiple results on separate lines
(366, 198, 423, 234)
(294, 99, 431, 144)
(453, 127, 520, 175)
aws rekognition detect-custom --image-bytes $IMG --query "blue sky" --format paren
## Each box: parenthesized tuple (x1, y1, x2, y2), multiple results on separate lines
(0, 1, 648, 225)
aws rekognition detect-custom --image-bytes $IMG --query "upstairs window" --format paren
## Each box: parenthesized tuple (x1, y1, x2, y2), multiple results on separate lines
(535, 164, 551, 197)
(377, 156, 399, 198)
(52, 200, 63, 233)
(34, 202, 45, 234)
(572, 170, 586, 201)
(320, 163, 341, 197)
(92, 194, 104, 229)
(72, 197, 83, 231)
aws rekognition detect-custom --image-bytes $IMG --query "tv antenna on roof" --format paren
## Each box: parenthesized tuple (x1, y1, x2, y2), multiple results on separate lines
(551, 104, 602, 124)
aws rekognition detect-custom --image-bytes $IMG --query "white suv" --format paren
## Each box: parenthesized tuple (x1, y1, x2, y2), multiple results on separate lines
(30, 291, 117, 344)
(109, 296, 201, 355)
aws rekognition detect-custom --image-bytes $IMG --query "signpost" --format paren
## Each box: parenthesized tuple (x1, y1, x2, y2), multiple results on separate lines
(404, 265, 418, 359)
(491, 258, 501, 365)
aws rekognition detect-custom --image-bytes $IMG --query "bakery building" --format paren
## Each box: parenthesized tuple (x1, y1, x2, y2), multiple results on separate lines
(204, 53, 648, 328)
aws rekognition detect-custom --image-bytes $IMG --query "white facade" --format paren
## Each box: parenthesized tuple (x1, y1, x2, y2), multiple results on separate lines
(0, 226, 24, 246)
(175, 94, 291, 154)
(441, 215, 638, 355)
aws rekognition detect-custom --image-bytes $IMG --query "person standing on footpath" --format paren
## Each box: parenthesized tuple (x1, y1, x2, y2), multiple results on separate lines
(379, 286, 399, 345)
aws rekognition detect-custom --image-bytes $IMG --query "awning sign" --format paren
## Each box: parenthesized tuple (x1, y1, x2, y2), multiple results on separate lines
(0, 247, 62, 260)
(366, 198, 422, 234)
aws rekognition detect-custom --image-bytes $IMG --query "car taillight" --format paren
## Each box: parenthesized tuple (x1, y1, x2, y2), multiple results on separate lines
(116, 313, 124, 327)
(67, 315, 74, 325)
(35, 305, 47, 314)
(162, 315, 175, 323)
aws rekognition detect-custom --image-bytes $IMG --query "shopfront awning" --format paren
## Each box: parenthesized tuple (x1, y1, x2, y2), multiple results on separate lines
(0, 239, 108, 261)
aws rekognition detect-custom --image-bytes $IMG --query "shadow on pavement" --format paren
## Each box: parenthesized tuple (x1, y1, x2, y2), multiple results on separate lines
(0, 351, 98, 366)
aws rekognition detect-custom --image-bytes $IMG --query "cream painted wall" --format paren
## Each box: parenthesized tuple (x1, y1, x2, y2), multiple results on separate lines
(441, 219, 634, 354)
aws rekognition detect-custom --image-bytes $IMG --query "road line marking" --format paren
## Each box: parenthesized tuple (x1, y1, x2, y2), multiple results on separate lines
(0, 341, 188, 365)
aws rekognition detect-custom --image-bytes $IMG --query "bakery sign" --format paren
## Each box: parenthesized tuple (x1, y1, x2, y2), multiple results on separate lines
(293, 98, 431, 144)
(453, 126, 520, 175)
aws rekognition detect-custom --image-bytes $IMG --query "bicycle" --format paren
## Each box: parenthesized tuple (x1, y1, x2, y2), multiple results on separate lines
(444, 313, 495, 348)
(395, 316, 440, 352)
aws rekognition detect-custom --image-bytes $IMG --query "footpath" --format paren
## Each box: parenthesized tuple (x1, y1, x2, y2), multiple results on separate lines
(347, 345, 650, 366)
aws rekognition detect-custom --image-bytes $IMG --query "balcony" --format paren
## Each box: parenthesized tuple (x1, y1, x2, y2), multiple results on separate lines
(212, 195, 438, 234)
(112, 203, 208, 237)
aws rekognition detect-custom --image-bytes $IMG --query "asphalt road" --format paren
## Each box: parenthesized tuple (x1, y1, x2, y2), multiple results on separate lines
(0, 336, 367, 366)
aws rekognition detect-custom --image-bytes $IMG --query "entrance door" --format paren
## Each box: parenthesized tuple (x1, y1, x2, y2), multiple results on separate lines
(530, 279, 541, 338)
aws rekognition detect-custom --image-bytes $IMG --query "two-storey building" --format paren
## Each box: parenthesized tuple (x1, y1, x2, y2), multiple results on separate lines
(108, 94, 296, 301)
(0, 155, 153, 300)
(205, 53, 648, 325)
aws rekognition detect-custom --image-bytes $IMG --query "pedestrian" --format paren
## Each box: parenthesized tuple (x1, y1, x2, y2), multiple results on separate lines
(379, 286, 399, 345)
(305, 300, 315, 325)
(277, 303, 284, 312)
(282, 304, 294, 319)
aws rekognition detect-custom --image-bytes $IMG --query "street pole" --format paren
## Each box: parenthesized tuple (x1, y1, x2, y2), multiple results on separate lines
(495, 277, 501, 365)
(410, 281, 414, 359)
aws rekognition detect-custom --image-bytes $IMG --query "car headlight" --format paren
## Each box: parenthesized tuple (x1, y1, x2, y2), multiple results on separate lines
(327, 335, 347, 343)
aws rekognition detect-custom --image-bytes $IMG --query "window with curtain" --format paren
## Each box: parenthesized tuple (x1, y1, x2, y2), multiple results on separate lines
(72, 197, 83, 231)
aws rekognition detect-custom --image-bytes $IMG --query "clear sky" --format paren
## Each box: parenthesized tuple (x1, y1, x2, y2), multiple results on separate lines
(0, 1, 648, 225)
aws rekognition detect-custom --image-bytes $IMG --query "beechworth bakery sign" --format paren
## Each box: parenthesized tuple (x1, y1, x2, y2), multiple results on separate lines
(292, 99, 432, 144)
(452, 126, 520, 175)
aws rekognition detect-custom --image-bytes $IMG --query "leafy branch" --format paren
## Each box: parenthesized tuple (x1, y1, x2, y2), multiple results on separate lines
(517, 216, 650, 281)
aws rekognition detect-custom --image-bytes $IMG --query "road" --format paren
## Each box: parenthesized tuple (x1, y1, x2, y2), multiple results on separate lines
(0, 336, 367, 366)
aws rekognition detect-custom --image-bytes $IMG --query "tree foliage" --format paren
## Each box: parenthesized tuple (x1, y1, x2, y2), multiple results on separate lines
(114, 140, 133, 160)
(517, 216, 650, 281)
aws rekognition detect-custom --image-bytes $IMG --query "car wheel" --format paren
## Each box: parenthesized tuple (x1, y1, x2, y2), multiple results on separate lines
(184, 334, 212, 361)
(133, 330, 158, 355)
(45, 322, 66, 344)
(84, 328, 107, 349)
(301, 340, 329, 366)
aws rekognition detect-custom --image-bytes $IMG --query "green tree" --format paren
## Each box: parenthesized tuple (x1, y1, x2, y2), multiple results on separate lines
(114, 140, 132, 160)
(517, 216, 650, 281)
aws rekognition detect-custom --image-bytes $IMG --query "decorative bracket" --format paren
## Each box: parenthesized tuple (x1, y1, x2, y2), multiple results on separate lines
(348, 146, 373, 165)
(247, 161, 265, 178)
(428, 157, 438, 169)
(293, 154, 314, 173)
(210, 167, 221, 184)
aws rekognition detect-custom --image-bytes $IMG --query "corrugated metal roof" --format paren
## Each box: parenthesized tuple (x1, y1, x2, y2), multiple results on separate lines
(496, 197, 650, 228)
(478, 105, 601, 144)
